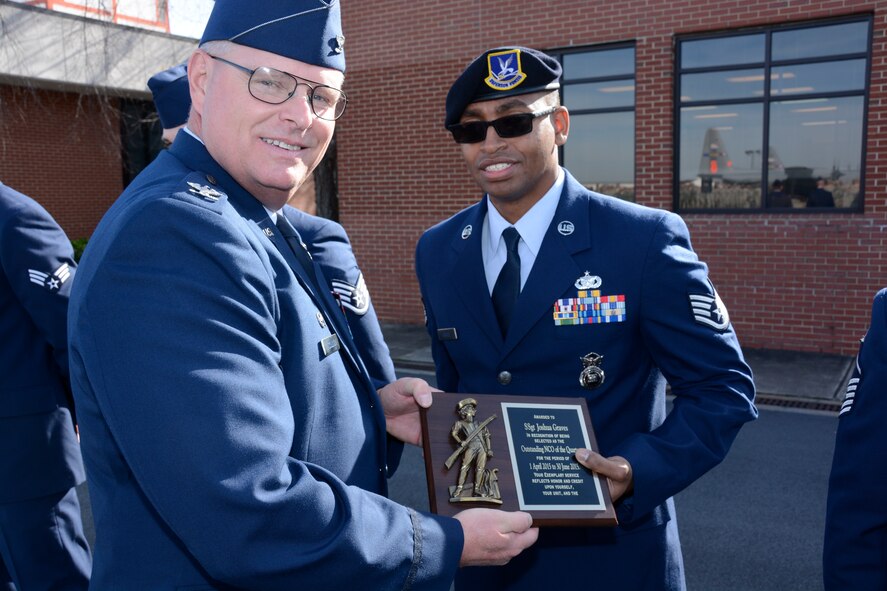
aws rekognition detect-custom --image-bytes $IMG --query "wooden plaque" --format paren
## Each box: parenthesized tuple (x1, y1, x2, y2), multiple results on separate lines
(419, 392, 617, 527)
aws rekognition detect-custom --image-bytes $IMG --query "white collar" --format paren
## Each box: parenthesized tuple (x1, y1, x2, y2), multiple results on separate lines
(486, 167, 565, 257)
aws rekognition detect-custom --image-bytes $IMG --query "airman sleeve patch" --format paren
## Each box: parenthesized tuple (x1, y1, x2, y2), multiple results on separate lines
(689, 285, 730, 331)
(839, 340, 864, 416)
(28, 262, 71, 292)
(330, 272, 370, 315)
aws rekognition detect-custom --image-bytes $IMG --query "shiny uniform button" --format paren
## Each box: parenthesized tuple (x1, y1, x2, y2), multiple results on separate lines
(498, 371, 512, 385)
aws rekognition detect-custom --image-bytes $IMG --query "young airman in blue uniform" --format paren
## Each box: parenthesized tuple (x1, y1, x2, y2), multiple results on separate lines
(0, 182, 91, 590)
(416, 46, 757, 591)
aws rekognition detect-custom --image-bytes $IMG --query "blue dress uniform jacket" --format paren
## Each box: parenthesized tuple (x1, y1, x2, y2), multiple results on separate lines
(0, 182, 91, 589)
(0, 183, 83, 503)
(282, 206, 397, 389)
(823, 288, 887, 590)
(416, 170, 757, 590)
(68, 133, 461, 590)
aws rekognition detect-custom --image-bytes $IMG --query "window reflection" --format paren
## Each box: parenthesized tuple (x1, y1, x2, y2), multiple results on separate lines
(559, 44, 636, 202)
(772, 59, 866, 96)
(564, 81, 634, 110)
(680, 68, 764, 102)
(769, 97, 863, 209)
(679, 104, 763, 209)
(772, 21, 869, 60)
(677, 18, 869, 211)
(566, 112, 635, 201)
(564, 47, 634, 79)
(680, 34, 764, 68)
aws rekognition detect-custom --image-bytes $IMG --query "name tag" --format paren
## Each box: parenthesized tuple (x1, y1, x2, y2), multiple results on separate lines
(320, 334, 340, 357)
(437, 327, 458, 341)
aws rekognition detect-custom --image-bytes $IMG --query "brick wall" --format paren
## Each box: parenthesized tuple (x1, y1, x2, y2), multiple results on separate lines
(0, 84, 123, 240)
(340, 0, 887, 355)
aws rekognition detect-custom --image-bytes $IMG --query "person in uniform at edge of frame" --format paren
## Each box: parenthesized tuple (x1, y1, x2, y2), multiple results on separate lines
(823, 288, 887, 590)
(0, 182, 91, 590)
(415, 46, 758, 591)
(67, 3, 538, 589)
(147, 62, 190, 148)
(148, 61, 398, 388)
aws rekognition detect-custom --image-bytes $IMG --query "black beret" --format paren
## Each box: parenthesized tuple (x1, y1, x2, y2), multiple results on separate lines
(445, 47, 561, 128)
(200, 0, 345, 73)
(147, 63, 190, 130)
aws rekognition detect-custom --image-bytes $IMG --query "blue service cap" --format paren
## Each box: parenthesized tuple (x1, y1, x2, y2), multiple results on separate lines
(445, 46, 561, 128)
(200, 0, 345, 73)
(147, 63, 190, 130)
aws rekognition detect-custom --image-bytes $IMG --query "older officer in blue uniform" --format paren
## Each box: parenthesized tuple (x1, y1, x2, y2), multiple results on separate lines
(68, 3, 537, 589)
(823, 288, 887, 589)
(149, 63, 397, 388)
(0, 182, 91, 590)
(416, 47, 757, 590)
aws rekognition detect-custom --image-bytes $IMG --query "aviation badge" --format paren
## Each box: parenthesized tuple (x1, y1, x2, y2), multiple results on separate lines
(484, 48, 527, 91)
(579, 352, 605, 390)
(186, 182, 222, 202)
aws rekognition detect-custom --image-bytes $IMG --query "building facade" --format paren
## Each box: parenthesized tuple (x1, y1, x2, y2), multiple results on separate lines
(0, 1, 195, 238)
(339, 0, 887, 355)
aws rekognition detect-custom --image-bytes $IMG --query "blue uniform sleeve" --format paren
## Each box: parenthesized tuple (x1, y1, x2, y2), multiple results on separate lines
(823, 289, 887, 590)
(0, 199, 76, 379)
(612, 212, 757, 521)
(416, 234, 460, 392)
(72, 197, 461, 590)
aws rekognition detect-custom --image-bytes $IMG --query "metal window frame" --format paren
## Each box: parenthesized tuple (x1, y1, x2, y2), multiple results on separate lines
(673, 15, 872, 214)
(549, 42, 637, 199)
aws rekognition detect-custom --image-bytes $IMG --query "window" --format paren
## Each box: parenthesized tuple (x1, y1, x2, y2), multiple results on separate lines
(120, 98, 164, 186)
(555, 45, 635, 201)
(676, 18, 870, 212)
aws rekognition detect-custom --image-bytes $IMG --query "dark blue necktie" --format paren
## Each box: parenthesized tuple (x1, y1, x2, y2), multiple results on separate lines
(275, 214, 320, 290)
(492, 226, 521, 336)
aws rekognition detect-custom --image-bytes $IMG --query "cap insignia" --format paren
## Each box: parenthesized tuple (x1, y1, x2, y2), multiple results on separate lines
(484, 49, 527, 91)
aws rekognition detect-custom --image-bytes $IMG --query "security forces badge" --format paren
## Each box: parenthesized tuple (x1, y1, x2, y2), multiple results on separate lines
(485, 48, 527, 91)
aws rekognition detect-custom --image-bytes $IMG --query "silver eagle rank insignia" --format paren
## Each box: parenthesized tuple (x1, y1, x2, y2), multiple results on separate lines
(187, 182, 223, 202)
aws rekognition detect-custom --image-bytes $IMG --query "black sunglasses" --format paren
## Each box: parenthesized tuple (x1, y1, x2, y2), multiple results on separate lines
(447, 107, 558, 144)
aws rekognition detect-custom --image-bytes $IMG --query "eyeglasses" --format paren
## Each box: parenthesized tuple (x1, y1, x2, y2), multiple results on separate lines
(447, 107, 558, 144)
(207, 54, 347, 121)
